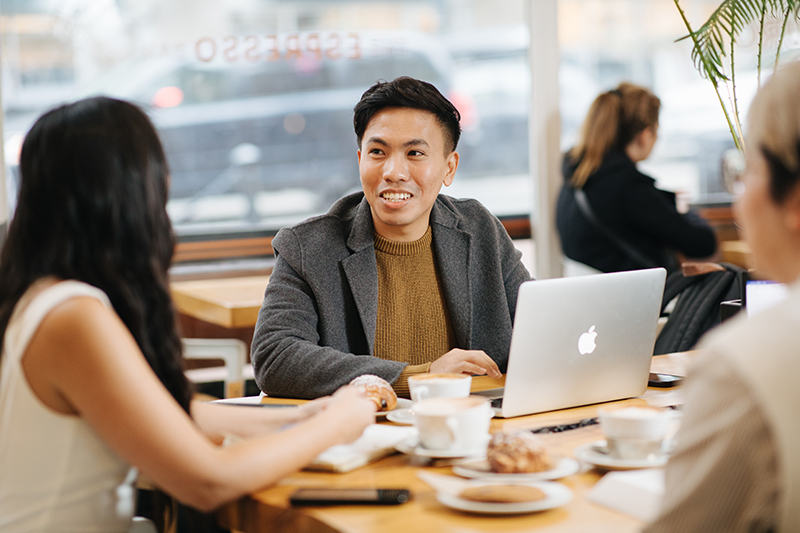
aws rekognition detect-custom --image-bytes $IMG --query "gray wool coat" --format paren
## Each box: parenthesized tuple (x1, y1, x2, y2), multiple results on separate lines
(251, 192, 531, 398)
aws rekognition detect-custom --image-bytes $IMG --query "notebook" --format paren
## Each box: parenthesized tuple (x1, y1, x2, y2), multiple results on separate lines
(474, 268, 666, 418)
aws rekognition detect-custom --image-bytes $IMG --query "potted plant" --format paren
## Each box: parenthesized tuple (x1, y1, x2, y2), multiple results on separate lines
(674, 0, 800, 154)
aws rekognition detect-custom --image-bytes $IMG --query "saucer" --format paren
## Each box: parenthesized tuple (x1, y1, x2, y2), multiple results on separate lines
(435, 481, 573, 514)
(573, 440, 669, 470)
(395, 436, 488, 459)
(452, 455, 580, 481)
(387, 402, 495, 426)
(376, 398, 413, 420)
(386, 407, 415, 425)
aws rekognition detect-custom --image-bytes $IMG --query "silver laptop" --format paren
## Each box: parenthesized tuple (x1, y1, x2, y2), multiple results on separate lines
(475, 268, 666, 418)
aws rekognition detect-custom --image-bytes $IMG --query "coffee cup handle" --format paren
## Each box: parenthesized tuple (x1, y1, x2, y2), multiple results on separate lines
(411, 386, 429, 403)
(445, 416, 459, 447)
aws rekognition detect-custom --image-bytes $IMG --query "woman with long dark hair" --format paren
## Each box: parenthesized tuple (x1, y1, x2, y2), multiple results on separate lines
(556, 82, 717, 273)
(0, 96, 375, 532)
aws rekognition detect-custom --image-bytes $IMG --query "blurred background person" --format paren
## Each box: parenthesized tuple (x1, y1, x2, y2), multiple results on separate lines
(646, 61, 800, 532)
(0, 96, 375, 532)
(557, 82, 717, 273)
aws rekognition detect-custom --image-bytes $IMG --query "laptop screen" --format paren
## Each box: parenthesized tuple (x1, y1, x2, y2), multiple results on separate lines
(746, 280, 788, 318)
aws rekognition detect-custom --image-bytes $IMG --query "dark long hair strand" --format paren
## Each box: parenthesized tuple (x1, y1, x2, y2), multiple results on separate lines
(0, 96, 192, 413)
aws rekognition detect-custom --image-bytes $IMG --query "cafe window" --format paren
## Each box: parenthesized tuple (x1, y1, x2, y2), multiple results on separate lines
(559, 0, 800, 205)
(0, 0, 531, 269)
(4, 0, 782, 271)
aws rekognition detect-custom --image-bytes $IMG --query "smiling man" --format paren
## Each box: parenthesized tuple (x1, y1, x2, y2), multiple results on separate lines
(251, 77, 531, 399)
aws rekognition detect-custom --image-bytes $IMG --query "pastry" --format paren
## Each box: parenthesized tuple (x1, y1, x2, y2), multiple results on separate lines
(458, 484, 546, 503)
(487, 431, 552, 473)
(349, 374, 397, 411)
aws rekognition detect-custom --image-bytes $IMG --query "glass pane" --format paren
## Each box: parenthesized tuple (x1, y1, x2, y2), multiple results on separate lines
(558, 0, 800, 204)
(1, 1, 530, 240)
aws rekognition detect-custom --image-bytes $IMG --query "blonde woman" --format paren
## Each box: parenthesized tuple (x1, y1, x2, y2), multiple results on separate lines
(646, 62, 800, 532)
(556, 82, 717, 273)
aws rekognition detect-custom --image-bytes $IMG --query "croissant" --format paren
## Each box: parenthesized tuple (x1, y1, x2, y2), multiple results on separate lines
(349, 374, 397, 411)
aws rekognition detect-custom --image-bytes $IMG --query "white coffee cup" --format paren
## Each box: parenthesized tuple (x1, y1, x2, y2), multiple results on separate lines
(597, 406, 675, 460)
(407, 373, 472, 403)
(413, 396, 492, 453)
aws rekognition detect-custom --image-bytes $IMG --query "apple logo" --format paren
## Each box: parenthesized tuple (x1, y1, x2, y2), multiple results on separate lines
(578, 325, 598, 355)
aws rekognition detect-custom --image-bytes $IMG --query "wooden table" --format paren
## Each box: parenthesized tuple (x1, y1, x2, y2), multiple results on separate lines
(170, 275, 269, 329)
(218, 352, 693, 533)
(720, 240, 752, 271)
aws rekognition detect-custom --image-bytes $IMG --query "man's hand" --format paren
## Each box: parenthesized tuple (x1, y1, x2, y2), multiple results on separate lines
(429, 349, 502, 378)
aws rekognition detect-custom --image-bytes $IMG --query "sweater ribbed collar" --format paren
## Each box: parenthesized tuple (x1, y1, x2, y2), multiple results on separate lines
(373, 226, 433, 256)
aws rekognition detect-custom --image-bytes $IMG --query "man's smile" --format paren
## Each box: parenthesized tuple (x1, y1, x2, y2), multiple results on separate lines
(379, 191, 413, 203)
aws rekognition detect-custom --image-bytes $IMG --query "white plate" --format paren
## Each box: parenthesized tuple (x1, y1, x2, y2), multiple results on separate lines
(435, 481, 573, 514)
(573, 440, 669, 470)
(376, 398, 413, 419)
(386, 407, 415, 425)
(452, 455, 580, 481)
(395, 436, 488, 459)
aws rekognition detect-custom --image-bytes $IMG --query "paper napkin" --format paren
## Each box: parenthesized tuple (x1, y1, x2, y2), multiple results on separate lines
(307, 424, 418, 473)
(588, 468, 665, 522)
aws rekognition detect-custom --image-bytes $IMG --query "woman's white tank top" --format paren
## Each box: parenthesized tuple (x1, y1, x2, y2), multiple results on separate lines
(0, 281, 134, 532)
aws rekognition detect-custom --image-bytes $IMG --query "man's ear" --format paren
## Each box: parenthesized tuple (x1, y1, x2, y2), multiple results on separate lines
(443, 151, 459, 187)
(357, 150, 362, 165)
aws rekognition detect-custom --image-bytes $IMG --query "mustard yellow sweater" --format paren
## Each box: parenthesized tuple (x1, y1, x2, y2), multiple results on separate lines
(373, 227, 456, 397)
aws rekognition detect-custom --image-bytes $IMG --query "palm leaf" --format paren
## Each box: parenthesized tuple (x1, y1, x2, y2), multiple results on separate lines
(674, 0, 800, 152)
(678, 0, 764, 83)
(674, 0, 749, 151)
(766, 0, 800, 17)
(774, 0, 800, 71)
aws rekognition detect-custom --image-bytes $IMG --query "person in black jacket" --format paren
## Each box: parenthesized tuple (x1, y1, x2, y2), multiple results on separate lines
(556, 82, 717, 273)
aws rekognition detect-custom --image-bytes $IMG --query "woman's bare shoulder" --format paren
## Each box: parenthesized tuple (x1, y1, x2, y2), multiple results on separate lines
(21, 286, 132, 414)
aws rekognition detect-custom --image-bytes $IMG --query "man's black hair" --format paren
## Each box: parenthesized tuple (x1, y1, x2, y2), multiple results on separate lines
(353, 76, 461, 153)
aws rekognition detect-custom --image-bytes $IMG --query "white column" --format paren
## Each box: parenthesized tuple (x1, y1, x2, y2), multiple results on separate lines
(0, 62, 7, 245)
(528, 0, 562, 279)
